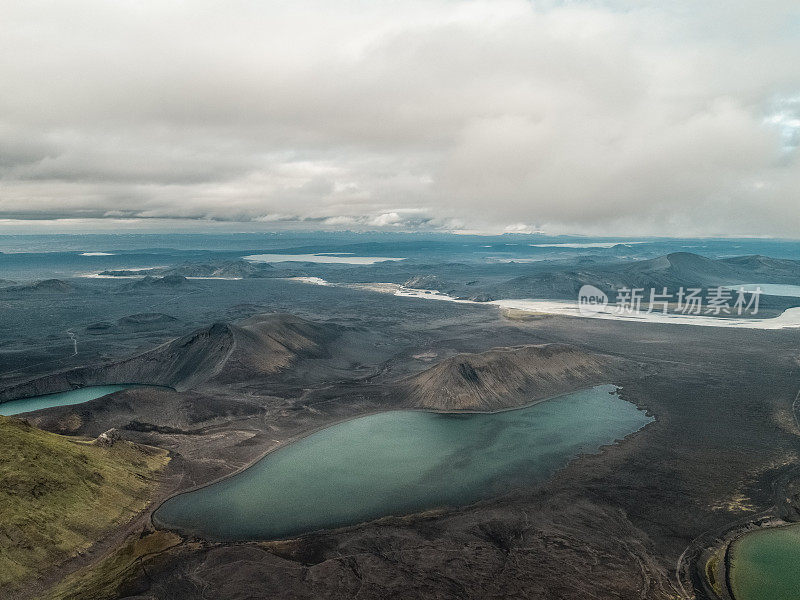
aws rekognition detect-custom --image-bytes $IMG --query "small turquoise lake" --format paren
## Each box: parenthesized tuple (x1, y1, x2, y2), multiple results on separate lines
(0, 385, 150, 416)
(729, 524, 800, 600)
(154, 385, 652, 541)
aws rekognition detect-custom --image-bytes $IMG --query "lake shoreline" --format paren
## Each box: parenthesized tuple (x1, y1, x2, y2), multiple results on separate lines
(151, 382, 618, 520)
(0, 384, 172, 416)
(151, 384, 653, 542)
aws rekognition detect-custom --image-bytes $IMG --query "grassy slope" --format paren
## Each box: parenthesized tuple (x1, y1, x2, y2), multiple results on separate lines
(46, 530, 182, 600)
(0, 416, 169, 593)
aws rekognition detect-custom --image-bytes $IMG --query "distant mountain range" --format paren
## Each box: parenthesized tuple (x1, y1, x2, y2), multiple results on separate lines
(403, 253, 800, 301)
(4, 253, 800, 308)
(99, 260, 272, 279)
(2, 279, 76, 293)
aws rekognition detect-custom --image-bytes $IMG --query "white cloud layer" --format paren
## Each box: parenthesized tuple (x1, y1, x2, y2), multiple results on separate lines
(1, 0, 799, 235)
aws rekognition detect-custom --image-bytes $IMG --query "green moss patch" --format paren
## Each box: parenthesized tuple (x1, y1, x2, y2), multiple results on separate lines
(46, 530, 181, 600)
(0, 416, 169, 592)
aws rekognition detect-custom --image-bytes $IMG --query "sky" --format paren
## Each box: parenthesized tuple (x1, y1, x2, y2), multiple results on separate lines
(1, 0, 799, 236)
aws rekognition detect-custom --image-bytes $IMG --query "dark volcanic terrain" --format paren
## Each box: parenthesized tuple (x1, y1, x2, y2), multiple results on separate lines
(2, 246, 800, 600)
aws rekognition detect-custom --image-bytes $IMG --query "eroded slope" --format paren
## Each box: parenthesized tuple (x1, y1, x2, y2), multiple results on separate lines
(403, 344, 609, 411)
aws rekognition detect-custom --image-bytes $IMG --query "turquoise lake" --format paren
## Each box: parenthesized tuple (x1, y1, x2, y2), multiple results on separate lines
(154, 385, 652, 541)
(0, 385, 149, 416)
(729, 283, 800, 298)
(729, 524, 800, 600)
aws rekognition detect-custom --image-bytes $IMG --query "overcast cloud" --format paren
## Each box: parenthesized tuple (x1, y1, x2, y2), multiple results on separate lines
(1, 0, 799, 235)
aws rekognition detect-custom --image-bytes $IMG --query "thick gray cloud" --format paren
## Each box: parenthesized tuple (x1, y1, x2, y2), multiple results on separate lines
(1, 0, 799, 235)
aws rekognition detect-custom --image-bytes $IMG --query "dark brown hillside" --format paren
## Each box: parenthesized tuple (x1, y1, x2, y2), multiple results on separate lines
(0, 314, 339, 401)
(403, 343, 609, 411)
